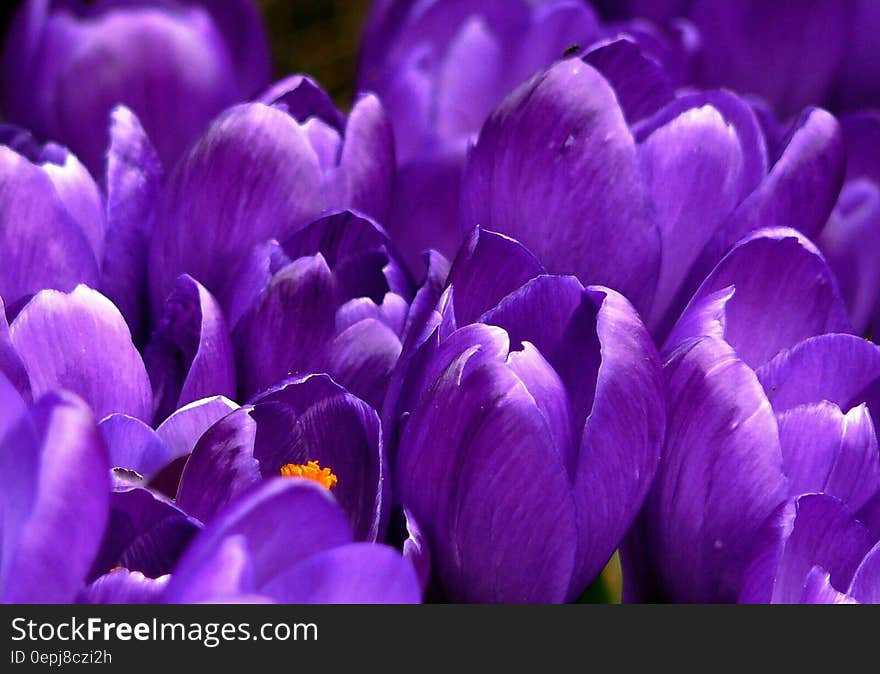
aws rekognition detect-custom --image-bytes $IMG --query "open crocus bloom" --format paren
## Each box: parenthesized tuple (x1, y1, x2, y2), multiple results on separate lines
(1, 0, 271, 175)
(625, 226, 880, 602)
(388, 228, 665, 602)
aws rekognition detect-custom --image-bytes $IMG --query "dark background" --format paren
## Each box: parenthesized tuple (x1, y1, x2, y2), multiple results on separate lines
(0, 0, 370, 108)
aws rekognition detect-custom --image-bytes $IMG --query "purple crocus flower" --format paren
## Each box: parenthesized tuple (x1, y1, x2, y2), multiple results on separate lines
(593, 0, 880, 116)
(388, 228, 665, 602)
(1, 0, 271, 175)
(148, 77, 395, 323)
(625, 226, 880, 603)
(462, 51, 844, 336)
(357, 0, 601, 268)
(739, 493, 880, 604)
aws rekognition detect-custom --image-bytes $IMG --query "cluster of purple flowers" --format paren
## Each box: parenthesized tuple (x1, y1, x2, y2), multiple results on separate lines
(2, 0, 880, 604)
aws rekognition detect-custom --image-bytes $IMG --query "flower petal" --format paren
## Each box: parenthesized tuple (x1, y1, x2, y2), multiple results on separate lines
(777, 402, 880, 511)
(166, 479, 354, 603)
(570, 287, 665, 594)
(398, 350, 578, 603)
(100, 106, 163, 345)
(668, 228, 852, 369)
(149, 103, 325, 314)
(0, 145, 99, 308)
(145, 274, 236, 423)
(739, 494, 872, 603)
(461, 58, 659, 313)
(9, 285, 152, 420)
(0, 392, 110, 603)
(637, 336, 786, 602)
(79, 569, 169, 605)
(446, 227, 545, 325)
(89, 485, 200, 581)
(260, 543, 421, 604)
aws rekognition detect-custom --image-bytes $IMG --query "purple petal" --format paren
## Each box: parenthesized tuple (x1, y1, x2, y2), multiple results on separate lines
(79, 569, 169, 605)
(636, 92, 766, 334)
(326, 318, 402, 411)
(757, 334, 880, 430)
(89, 485, 200, 581)
(258, 74, 345, 130)
(739, 494, 872, 603)
(166, 479, 354, 603)
(9, 285, 152, 420)
(0, 145, 99, 308)
(0, 296, 30, 400)
(447, 227, 545, 325)
(818, 179, 880, 335)
(260, 543, 421, 604)
(0, 371, 27, 443)
(668, 228, 852, 369)
(337, 94, 395, 225)
(849, 542, 880, 603)
(175, 407, 261, 522)
(582, 36, 674, 124)
(100, 106, 163, 345)
(144, 274, 235, 423)
(187, 0, 271, 97)
(154, 395, 239, 464)
(681, 108, 845, 303)
(799, 566, 856, 604)
(778, 402, 880, 511)
(480, 275, 600, 431)
(99, 414, 170, 479)
(0, 392, 110, 603)
(639, 336, 786, 602)
(461, 58, 659, 314)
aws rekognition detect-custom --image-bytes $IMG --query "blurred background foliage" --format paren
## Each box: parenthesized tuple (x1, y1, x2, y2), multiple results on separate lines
(0, 0, 370, 109)
(258, 0, 368, 107)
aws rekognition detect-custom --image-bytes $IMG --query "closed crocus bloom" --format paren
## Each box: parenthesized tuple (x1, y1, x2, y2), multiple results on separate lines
(2, 0, 271, 175)
(231, 210, 412, 408)
(462, 51, 844, 331)
(0, 126, 104, 312)
(739, 493, 880, 604)
(625, 227, 880, 603)
(163, 479, 421, 604)
(391, 229, 665, 602)
(148, 78, 394, 318)
(357, 0, 600, 268)
(818, 113, 880, 337)
(1, 390, 110, 603)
